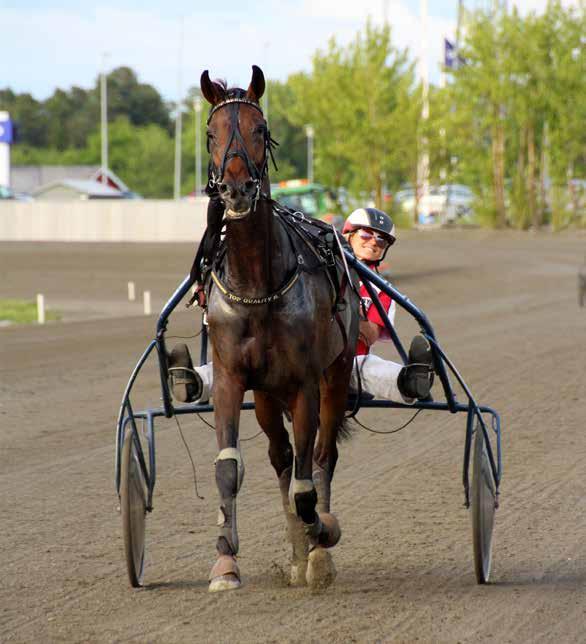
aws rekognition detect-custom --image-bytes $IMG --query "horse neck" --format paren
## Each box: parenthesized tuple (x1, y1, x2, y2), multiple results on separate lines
(224, 200, 291, 296)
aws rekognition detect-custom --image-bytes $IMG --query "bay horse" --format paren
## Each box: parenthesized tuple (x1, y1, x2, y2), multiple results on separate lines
(200, 65, 359, 592)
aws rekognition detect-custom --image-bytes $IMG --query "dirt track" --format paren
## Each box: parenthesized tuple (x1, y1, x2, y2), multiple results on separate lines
(1, 230, 585, 643)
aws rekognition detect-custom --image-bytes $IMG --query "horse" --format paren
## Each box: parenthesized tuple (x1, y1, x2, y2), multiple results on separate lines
(198, 65, 359, 592)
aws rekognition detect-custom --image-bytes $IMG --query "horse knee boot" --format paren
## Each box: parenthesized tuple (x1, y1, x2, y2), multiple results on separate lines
(215, 447, 245, 556)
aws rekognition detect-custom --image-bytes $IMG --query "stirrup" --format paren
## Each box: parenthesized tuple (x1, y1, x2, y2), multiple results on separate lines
(167, 344, 202, 403)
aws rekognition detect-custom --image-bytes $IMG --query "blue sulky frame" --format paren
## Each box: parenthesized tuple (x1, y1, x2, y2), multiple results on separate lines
(115, 251, 502, 514)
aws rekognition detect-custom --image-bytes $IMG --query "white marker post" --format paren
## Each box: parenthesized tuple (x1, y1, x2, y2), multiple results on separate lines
(128, 281, 136, 301)
(143, 291, 151, 315)
(36, 294, 45, 324)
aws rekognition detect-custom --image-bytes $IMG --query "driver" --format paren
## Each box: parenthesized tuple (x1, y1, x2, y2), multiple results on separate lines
(167, 207, 434, 405)
(342, 207, 434, 403)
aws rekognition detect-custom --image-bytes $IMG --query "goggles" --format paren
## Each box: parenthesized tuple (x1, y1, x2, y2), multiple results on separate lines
(356, 228, 389, 249)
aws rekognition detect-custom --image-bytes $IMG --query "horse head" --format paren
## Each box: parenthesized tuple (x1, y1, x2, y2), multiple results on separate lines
(201, 65, 271, 220)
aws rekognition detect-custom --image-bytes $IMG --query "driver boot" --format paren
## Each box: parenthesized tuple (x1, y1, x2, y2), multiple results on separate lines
(167, 344, 203, 403)
(397, 336, 434, 401)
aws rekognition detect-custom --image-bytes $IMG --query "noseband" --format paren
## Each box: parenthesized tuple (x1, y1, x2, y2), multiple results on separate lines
(206, 96, 278, 205)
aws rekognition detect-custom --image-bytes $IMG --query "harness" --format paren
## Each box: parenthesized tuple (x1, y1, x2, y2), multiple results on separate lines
(210, 262, 301, 306)
(190, 92, 359, 340)
(192, 203, 357, 312)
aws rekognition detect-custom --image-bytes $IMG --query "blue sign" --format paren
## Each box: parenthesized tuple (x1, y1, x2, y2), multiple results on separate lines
(0, 119, 14, 144)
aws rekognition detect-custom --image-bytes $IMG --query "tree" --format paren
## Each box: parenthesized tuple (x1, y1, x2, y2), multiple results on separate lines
(106, 67, 171, 131)
(85, 117, 174, 198)
(288, 21, 418, 208)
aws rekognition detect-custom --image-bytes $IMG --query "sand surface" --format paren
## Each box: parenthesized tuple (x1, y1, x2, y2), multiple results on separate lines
(1, 230, 585, 642)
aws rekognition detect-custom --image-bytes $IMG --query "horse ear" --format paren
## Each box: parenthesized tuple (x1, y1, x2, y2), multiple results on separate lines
(200, 70, 225, 106)
(246, 65, 265, 102)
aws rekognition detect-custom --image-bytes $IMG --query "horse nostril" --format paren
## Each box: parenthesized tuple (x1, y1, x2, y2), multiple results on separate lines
(219, 182, 230, 195)
(244, 180, 256, 194)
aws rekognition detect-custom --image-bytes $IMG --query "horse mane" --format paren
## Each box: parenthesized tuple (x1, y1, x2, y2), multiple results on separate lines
(212, 78, 247, 100)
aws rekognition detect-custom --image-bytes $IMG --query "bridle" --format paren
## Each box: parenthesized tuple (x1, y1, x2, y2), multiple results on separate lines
(206, 96, 278, 208)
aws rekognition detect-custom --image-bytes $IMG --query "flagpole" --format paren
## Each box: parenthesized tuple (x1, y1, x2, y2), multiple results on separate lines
(173, 17, 184, 201)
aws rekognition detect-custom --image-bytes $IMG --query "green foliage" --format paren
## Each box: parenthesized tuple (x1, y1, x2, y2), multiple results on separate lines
(85, 118, 174, 198)
(287, 21, 418, 208)
(0, 299, 60, 324)
(439, 1, 585, 229)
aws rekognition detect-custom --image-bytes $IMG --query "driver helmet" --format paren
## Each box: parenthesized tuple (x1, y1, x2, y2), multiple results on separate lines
(342, 208, 396, 246)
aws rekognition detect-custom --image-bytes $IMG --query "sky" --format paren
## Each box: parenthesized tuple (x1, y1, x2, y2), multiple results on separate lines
(0, 0, 577, 102)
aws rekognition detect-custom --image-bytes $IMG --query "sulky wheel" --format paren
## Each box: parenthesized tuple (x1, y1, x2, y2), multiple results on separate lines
(120, 427, 147, 587)
(471, 420, 496, 584)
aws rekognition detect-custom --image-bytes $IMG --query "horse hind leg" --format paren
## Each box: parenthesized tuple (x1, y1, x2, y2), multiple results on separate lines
(288, 385, 341, 590)
(254, 392, 308, 586)
(278, 465, 309, 585)
(304, 359, 354, 589)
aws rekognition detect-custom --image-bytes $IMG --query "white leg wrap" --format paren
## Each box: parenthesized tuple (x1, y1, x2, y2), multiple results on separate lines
(350, 354, 414, 404)
(215, 446, 245, 491)
(288, 478, 315, 515)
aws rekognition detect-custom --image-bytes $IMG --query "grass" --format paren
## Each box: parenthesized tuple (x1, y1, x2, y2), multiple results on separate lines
(0, 299, 61, 324)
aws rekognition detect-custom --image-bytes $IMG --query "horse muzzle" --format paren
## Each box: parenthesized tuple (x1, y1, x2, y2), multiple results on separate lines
(225, 206, 252, 220)
(219, 179, 258, 220)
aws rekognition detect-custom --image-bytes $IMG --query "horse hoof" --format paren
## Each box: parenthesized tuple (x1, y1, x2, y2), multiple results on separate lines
(318, 512, 341, 548)
(306, 547, 337, 590)
(208, 555, 241, 593)
(209, 575, 241, 593)
(290, 560, 308, 587)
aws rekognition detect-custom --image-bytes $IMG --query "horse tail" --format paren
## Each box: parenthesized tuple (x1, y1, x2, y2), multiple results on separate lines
(336, 418, 356, 443)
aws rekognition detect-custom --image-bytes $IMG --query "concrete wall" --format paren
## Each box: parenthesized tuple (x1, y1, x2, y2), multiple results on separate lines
(0, 198, 208, 242)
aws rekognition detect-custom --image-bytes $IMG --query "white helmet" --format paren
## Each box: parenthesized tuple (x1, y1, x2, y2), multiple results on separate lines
(342, 208, 396, 246)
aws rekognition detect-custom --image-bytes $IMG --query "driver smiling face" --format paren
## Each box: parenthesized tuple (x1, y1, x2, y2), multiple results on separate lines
(348, 227, 386, 263)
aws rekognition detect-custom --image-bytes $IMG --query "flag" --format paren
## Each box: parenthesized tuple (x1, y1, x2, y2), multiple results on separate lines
(444, 38, 467, 70)
(444, 38, 457, 69)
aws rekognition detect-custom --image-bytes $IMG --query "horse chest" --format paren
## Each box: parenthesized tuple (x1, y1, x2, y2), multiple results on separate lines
(208, 304, 309, 383)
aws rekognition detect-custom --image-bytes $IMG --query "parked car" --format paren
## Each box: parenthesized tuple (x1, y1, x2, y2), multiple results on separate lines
(0, 185, 33, 201)
(395, 184, 474, 225)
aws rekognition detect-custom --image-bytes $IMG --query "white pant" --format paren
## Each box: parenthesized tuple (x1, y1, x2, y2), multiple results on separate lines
(195, 354, 411, 404)
(194, 362, 214, 402)
(350, 353, 412, 403)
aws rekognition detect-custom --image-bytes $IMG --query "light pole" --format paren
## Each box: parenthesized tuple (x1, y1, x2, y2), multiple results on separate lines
(100, 52, 110, 185)
(305, 124, 314, 183)
(173, 17, 184, 200)
(194, 96, 202, 197)
(416, 0, 430, 224)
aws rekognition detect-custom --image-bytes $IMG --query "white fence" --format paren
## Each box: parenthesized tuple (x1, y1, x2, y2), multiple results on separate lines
(0, 198, 209, 242)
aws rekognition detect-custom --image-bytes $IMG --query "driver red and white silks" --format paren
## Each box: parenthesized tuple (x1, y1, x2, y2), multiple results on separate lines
(349, 276, 414, 404)
(191, 277, 414, 405)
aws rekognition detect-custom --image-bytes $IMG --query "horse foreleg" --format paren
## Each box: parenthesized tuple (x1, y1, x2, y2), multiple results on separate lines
(254, 392, 309, 585)
(209, 373, 245, 592)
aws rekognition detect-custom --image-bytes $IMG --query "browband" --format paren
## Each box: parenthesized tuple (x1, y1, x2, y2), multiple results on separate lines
(207, 97, 264, 124)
